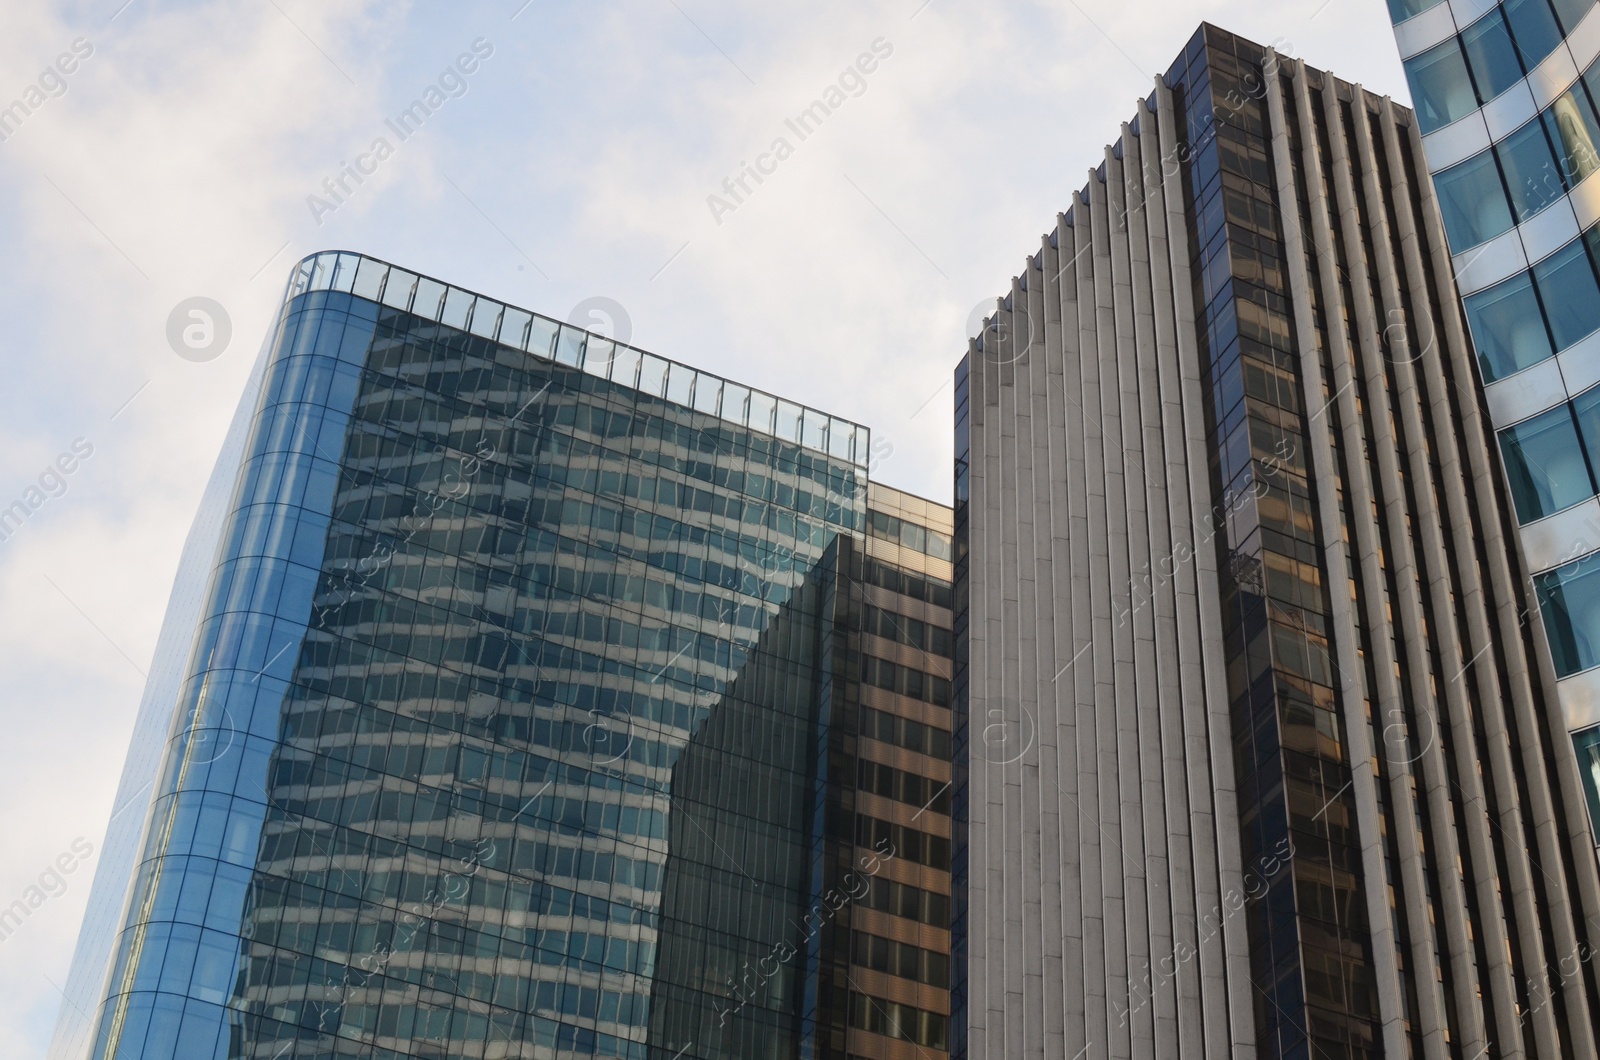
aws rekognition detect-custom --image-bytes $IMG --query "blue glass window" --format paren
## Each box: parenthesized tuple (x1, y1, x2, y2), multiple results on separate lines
(1504, 0, 1566, 69)
(1497, 117, 1565, 220)
(1462, 9, 1526, 102)
(1538, 552, 1600, 675)
(1532, 238, 1600, 348)
(1572, 726, 1600, 841)
(1464, 272, 1554, 378)
(1552, 0, 1597, 32)
(1499, 403, 1594, 521)
(1570, 383, 1600, 474)
(1389, 0, 1447, 21)
(1545, 87, 1600, 185)
(1406, 40, 1480, 133)
(1434, 151, 1514, 250)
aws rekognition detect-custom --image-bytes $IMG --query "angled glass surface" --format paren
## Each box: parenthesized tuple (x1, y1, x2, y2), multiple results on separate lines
(77, 253, 875, 1060)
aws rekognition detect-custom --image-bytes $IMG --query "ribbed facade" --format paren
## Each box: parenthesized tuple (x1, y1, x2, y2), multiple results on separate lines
(1388, 0, 1600, 842)
(954, 24, 1600, 1060)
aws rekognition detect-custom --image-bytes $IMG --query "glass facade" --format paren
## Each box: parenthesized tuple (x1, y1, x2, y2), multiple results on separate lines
(1392, 0, 1600, 844)
(62, 251, 954, 1059)
(1169, 32, 1379, 1057)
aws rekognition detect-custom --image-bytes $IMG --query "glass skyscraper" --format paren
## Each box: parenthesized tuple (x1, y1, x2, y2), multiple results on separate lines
(1387, 0, 1600, 844)
(50, 252, 956, 1060)
(956, 23, 1600, 1060)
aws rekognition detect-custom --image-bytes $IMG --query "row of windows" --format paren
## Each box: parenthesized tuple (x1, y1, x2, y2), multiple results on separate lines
(860, 603, 953, 657)
(1496, 378, 1600, 521)
(860, 557, 953, 609)
(865, 509, 954, 561)
(850, 930, 950, 988)
(352, 296, 862, 498)
(1405, 0, 1594, 133)
(846, 992, 948, 1049)
(854, 815, 950, 870)
(858, 874, 950, 928)
(1434, 58, 1600, 251)
(860, 656, 952, 708)
(856, 759, 951, 817)
(858, 705, 953, 760)
(1467, 226, 1600, 380)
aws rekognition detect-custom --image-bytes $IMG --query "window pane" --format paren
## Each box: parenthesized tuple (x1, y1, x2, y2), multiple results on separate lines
(1464, 271, 1554, 378)
(1388, 0, 1446, 21)
(1537, 552, 1600, 675)
(1532, 238, 1600, 348)
(1504, 0, 1565, 70)
(1433, 151, 1514, 250)
(1499, 404, 1593, 521)
(1462, 10, 1525, 102)
(1546, 88, 1600, 185)
(1571, 726, 1600, 841)
(1587, 57, 1600, 121)
(1552, 0, 1596, 32)
(1498, 118, 1566, 220)
(1570, 383, 1600, 477)
(1405, 41, 1479, 133)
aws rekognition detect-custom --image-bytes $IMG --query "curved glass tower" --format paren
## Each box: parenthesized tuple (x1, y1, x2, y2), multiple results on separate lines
(49, 252, 956, 1060)
(1388, 0, 1600, 842)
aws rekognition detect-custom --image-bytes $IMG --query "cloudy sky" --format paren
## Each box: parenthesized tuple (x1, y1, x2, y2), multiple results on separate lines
(0, 0, 1406, 1052)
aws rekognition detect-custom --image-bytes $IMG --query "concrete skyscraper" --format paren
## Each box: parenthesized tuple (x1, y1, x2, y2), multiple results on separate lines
(956, 23, 1600, 1060)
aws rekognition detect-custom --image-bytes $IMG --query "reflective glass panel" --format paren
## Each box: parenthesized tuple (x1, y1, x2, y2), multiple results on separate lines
(1498, 118, 1566, 220)
(1537, 551, 1600, 675)
(380, 268, 416, 311)
(1572, 726, 1600, 841)
(528, 315, 559, 359)
(749, 391, 776, 434)
(638, 352, 668, 396)
(499, 307, 533, 348)
(1504, 0, 1565, 70)
(1532, 237, 1600, 348)
(555, 324, 585, 366)
(1499, 403, 1594, 521)
(412, 277, 447, 319)
(1388, 0, 1447, 22)
(1433, 151, 1514, 250)
(1462, 9, 1526, 102)
(1464, 271, 1554, 378)
(610, 344, 642, 388)
(1405, 40, 1479, 133)
(1552, 0, 1597, 32)
(1546, 87, 1600, 185)
(467, 298, 500, 339)
(351, 258, 388, 301)
(722, 383, 749, 423)
(1570, 383, 1600, 477)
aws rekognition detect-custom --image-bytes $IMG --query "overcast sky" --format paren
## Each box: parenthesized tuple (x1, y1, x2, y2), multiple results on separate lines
(0, 0, 1406, 1052)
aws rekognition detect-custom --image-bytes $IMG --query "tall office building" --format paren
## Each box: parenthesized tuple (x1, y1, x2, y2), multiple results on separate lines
(50, 251, 955, 1060)
(1387, 0, 1600, 853)
(955, 23, 1600, 1060)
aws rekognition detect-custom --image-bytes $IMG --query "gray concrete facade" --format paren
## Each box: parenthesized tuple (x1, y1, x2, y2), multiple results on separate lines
(953, 24, 1600, 1060)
